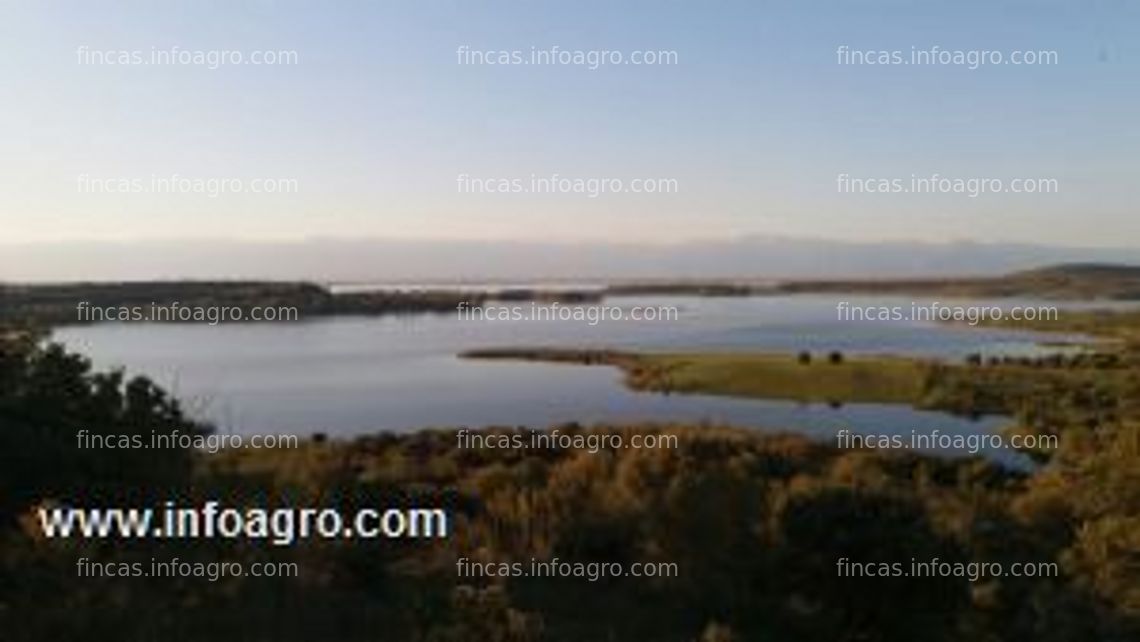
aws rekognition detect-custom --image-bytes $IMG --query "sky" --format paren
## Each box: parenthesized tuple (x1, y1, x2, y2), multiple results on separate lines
(0, 0, 1137, 249)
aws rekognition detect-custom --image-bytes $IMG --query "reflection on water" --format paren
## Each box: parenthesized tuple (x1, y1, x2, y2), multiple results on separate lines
(55, 295, 1079, 468)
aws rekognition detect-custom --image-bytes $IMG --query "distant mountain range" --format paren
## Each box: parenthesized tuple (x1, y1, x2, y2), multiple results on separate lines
(1, 237, 1137, 283)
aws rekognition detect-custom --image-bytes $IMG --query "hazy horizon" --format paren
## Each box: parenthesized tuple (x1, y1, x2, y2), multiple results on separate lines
(2, 235, 1136, 283)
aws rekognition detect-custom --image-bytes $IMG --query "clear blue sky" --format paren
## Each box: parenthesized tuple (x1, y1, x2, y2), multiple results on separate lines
(0, 0, 1136, 247)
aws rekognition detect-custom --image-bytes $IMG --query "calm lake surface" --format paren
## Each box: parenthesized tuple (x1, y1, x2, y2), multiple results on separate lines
(56, 295, 1088, 467)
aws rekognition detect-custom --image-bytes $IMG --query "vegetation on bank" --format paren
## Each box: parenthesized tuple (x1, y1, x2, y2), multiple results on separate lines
(464, 325, 1136, 463)
(0, 281, 603, 327)
(463, 343, 1132, 417)
(979, 306, 1140, 344)
(607, 263, 1140, 300)
(3, 263, 1137, 328)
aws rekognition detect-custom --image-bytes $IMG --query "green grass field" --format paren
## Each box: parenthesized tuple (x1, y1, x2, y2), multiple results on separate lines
(628, 353, 925, 404)
(464, 348, 928, 404)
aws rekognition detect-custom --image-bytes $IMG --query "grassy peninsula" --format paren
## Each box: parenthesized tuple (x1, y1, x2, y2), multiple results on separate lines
(465, 348, 926, 405)
(464, 311, 1138, 448)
